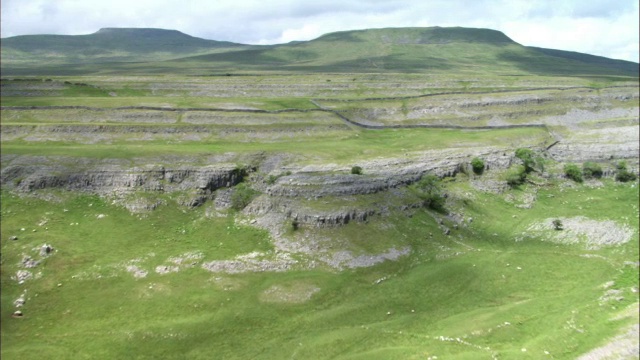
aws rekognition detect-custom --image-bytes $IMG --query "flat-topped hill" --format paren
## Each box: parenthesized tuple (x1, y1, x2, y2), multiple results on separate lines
(1, 27, 638, 76)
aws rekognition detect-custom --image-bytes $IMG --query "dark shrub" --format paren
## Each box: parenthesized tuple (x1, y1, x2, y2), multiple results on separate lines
(515, 148, 535, 173)
(413, 175, 445, 211)
(614, 160, 636, 182)
(564, 164, 583, 183)
(582, 162, 603, 179)
(616, 170, 637, 182)
(351, 166, 363, 175)
(471, 157, 485, 175)
(552, 219, 563, 230)
(506, 165, 527, 187)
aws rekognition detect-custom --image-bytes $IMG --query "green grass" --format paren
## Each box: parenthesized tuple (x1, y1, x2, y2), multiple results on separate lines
(0, 96, 318, 110)
(1, 178, 638, 359)
(1, 126, 552, 164)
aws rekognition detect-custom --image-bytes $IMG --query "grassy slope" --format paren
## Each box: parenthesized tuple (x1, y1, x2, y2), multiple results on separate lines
(1, 28, 247, 65)
(1, 179, 637, 359)
(2, 27, 638, 77)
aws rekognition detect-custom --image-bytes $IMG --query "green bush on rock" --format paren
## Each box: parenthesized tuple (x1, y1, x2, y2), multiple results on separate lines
(582, 162, 603, 179)
(471, 157, 485, 175)
(506, 165, 527, 187)
(412, 174, 446, 212)
(615, 161, 637, 182)
(231, 183, 259, 210)
(564, 164, 583, 183)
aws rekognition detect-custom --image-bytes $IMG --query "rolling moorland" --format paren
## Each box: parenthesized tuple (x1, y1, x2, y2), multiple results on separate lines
(1, 27, 639, 359)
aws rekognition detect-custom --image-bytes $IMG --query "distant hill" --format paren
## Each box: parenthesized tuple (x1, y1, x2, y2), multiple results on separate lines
(527, 46, 639, 76)
(1, 26, 638, 77)
(1, 28, 247, 64)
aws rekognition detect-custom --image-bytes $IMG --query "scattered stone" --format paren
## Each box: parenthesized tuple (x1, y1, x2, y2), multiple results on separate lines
(600, 289, 625, 304)
(126, 265, 148, 279)
(9, 236, 18, 241)
(14, 296, 26, 307)
(12, 310, 23, 318)
(168, 251, 204, 266)
(40, 244, 54, 256)
(20, 228, 25, 231)
(13, 270, 32, 283)
(57, 283, 62, 287)
(96, 214, 106, 219)
(525, 217, 634, 249)
(21, 255, 40, 268)
(155, 265, 180, 274)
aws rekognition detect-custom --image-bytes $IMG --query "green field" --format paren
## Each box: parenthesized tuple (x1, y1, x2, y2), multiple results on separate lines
(1, 179, 638, 359)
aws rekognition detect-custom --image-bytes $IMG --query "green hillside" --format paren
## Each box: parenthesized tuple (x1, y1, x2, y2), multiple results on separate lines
(1, 28, 247, 65)
(527, 46, 639, 75)
(2, 26, 638, 77)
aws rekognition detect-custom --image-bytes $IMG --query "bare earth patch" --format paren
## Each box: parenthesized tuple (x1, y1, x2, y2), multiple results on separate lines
(259, 282, 320, 304)
(577, 324, 639, 360)
(525, 216, 635, 250)
(201, 252, 299, 274)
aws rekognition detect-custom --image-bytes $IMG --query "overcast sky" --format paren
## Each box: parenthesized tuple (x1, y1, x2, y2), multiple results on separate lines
(2, 0, 638, 62)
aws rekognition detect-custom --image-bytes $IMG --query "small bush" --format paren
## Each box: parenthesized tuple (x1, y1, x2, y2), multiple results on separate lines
(266, 175, 278, 185)
(506, 165, 527, 187)
(291, 219, 299, 231)
(564, 164, 583, 183)
(471, 157, 485, 175)
(515, 148, 535, 173)
(552, 219, 563, 231)
(230, 183, 259, 210)
(582, 162, 603, 179)
(413, 175, 446, 211)
(613, 160, 636, 182)
(616, 161, 628, 171)
(616, 170, 637, 182)
(351, 166, 363, 175)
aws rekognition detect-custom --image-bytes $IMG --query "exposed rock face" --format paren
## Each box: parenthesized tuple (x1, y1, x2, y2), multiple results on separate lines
(289, 208, 379, 227)
(1, 137, 637, 226)
(1, 159, 244, 195)
(548, 143, 639, 165)
(266, 148, 515, 199)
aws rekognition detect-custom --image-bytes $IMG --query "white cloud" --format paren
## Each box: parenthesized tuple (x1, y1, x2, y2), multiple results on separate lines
(1, 0, 638, 62)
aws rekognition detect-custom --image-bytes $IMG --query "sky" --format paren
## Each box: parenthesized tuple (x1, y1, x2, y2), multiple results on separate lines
(1, 0, 638, 62)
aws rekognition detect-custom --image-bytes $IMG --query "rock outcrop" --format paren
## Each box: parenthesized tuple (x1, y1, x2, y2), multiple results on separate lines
(1, 160, 245, 195)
